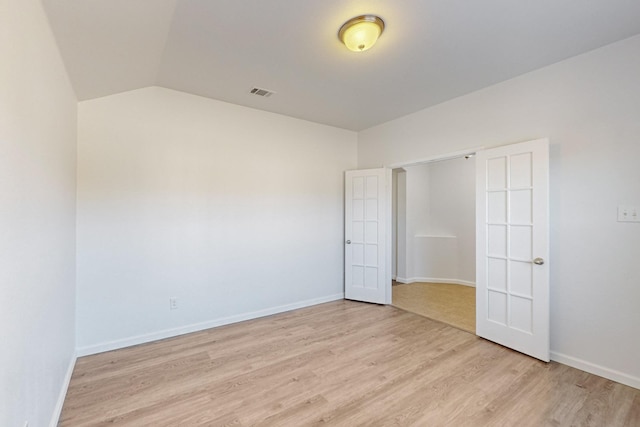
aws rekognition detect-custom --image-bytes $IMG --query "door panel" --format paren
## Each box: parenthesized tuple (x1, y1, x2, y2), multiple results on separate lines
(476, 139, 550, 361)
(345, 168, 389, 304)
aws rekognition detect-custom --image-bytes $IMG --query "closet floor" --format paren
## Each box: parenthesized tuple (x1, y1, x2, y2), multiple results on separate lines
(392, 282, 475, 333)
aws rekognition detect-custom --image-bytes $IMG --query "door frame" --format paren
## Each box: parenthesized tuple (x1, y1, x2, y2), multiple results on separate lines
(383, 147, 485, 308)
(386, 147, 486, 170)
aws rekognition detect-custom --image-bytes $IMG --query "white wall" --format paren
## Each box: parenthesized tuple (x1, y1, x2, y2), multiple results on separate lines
(359, 35, 640, 388)
(404, 164, 431, 280)
(76, 87, 357, 353)
(0, 1, 78, 426)
(427, 158, 475, 283)
(395, 158, 475, 285)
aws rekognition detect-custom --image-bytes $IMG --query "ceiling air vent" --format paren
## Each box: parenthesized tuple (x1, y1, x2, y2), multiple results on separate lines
(249, 87, 275, 98)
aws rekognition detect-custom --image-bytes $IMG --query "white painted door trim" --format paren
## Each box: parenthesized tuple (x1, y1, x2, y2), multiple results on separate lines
(387, 147, 485, 170)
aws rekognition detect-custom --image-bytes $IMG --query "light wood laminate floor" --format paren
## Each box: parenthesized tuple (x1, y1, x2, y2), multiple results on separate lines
(392, 282, 476, 333)
(60, 300, 640, 426)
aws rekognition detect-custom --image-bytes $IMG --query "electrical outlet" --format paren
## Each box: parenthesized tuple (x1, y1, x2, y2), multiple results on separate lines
(169, 297, 178, 310)
(618, 205, 640, 222)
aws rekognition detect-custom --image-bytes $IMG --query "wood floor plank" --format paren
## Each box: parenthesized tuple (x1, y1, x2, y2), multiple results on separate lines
(59, 300, 640, 426)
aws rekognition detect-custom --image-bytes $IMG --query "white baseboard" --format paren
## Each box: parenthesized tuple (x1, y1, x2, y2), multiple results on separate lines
(551, 351, 640, 390)
(395, 277, 475, 287)
(76, 293, 345, 357)
(49, 352, 77, 427)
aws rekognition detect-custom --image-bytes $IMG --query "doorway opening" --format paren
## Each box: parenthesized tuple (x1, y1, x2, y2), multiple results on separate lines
(391, 155, 476, 332)
(345, 139, 549, 361)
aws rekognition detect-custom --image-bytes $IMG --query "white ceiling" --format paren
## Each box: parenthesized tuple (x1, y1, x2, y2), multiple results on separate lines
(42, 0, 640, 131)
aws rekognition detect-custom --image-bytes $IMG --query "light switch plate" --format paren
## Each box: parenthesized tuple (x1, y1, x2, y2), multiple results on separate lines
(618, 205, 640, 222)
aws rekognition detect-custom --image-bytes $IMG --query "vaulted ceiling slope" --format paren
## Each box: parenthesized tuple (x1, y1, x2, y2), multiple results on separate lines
(42, 0, 640, 131)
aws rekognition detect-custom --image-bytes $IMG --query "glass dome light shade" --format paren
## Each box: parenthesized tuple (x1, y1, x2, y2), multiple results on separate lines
(339, 15, 385, 52)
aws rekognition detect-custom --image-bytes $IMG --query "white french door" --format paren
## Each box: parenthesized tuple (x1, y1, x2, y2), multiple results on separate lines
(344, 168, 390, 304)
(476, 139, 550, 361)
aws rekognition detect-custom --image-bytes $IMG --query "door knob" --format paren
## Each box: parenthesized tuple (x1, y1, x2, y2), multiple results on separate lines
(346, 240, 351, 244)
(533, 257, 544, 265)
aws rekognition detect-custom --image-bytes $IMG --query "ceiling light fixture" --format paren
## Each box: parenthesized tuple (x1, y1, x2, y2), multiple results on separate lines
(338, 15, 385, 52)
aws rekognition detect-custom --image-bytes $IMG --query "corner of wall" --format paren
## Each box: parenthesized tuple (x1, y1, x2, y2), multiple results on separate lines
(49, 353, 77, 427)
